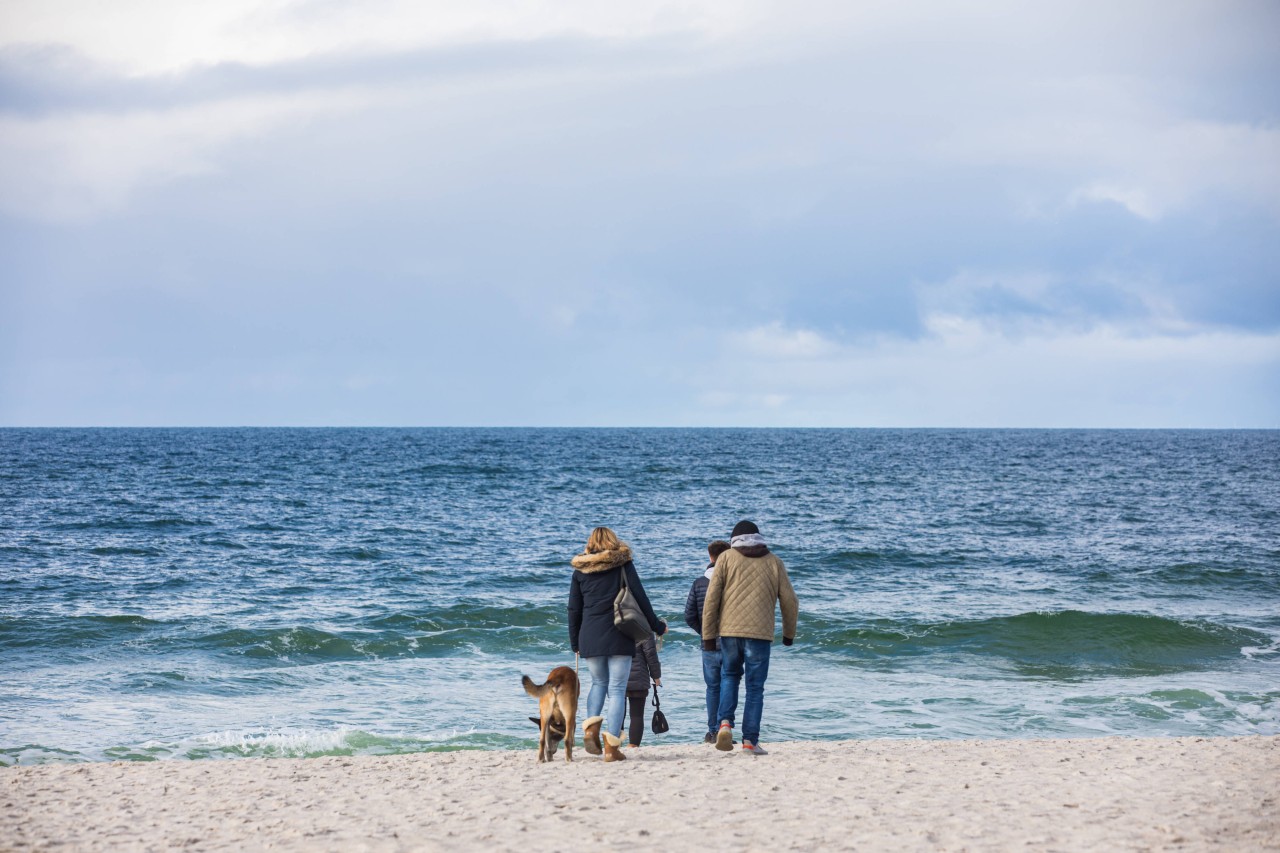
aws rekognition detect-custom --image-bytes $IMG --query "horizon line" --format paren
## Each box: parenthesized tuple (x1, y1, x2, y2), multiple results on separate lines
(2, 424, 1276, 431)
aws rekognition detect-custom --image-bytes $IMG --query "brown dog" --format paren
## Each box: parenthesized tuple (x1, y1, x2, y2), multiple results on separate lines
(521, 665, 579, 763)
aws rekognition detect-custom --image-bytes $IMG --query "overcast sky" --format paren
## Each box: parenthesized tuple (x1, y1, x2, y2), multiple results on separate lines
(2, 0, 1277, 427)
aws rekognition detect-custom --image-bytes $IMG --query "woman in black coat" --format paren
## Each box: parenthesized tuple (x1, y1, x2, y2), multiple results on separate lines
(568, 527, 665, 761)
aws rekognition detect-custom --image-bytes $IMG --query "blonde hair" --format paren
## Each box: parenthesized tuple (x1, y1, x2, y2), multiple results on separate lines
(585, 526, 622, 554)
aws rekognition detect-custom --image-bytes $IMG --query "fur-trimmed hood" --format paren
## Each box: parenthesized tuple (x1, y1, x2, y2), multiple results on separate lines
(570, 544, 633, 573)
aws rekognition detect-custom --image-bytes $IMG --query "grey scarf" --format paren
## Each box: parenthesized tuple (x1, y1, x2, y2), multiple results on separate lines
(730, 532, 769, 557)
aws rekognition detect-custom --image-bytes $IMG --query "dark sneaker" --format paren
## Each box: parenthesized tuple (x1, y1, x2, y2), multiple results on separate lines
(703, 732, 716, 744)
(715, 721, 734, 752)
(742, 742, 769, 756)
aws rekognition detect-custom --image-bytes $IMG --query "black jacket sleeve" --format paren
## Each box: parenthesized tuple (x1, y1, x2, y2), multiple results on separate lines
(641, 633, 661, 681)
(684, 580, 701, 635)
(567, 572, 583, 653)
(625, 562, 665, 635)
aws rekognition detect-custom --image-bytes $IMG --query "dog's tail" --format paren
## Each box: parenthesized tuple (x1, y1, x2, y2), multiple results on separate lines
(522, 675, 543, 697)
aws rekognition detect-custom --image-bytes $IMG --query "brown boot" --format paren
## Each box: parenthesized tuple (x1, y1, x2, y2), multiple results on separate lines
(582, 716, 603, 755)
(602, 732, 626, 762)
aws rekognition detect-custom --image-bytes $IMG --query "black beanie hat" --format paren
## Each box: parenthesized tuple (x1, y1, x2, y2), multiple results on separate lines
(731, 520, 759, 538)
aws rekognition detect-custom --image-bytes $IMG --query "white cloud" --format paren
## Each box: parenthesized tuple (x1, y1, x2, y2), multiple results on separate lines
(1068, 184, 1160, 221)
(697, 318, 1280, 427)
(0, 89, 363, 222)
(0, 0, 770, 74)
(912, 269, 1196, 337)
(944, 113, 1280, 221)
(1073, 120, 1280, 220)
(0, 0, 272, 73)
(6, 0, 1278, 225)
(735, 322, 837, 359)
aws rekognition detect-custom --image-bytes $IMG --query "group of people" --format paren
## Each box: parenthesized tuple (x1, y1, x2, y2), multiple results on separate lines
(566, 521, 800, 761)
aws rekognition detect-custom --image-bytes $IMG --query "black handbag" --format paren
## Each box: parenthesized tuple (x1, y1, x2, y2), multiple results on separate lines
(650, 686, 669, 734)
(613, 567, 653, 643)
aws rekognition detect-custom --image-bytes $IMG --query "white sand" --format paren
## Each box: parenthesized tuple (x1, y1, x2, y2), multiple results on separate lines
(4, 736, 1277, 852)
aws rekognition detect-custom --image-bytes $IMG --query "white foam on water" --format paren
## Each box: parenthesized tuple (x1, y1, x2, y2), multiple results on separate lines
(96, 724, 526, 763)
(172, 727, 361, 759)
(1240, 642, 1279, 660)
(0, 745, 83, 766)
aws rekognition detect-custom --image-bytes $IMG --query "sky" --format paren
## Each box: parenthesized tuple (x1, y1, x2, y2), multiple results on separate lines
(1, 0, 1277, 427)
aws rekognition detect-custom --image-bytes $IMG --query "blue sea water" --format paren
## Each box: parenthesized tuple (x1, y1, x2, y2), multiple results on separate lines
(1, 428, 1277, 765)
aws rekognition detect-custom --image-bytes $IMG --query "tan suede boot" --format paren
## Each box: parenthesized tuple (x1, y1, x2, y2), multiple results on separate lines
(582, 716, 604, 756)
(602, 732, 626, 762)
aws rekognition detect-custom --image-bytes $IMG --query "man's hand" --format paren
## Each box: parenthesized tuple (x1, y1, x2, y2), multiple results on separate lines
(783, 636, 794, 646)
(702, 639, 717, 652)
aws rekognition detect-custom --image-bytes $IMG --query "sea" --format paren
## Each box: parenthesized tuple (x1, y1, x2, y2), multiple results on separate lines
(1, 428, 1277, 765)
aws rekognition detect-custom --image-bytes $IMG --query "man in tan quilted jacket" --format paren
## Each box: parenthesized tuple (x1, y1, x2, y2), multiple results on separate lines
(701, 520, 798, 756)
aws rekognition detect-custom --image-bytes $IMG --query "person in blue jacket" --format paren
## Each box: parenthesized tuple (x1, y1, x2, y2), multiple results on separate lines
(684, 539, 732, 743)
(568, 526, 665, 762)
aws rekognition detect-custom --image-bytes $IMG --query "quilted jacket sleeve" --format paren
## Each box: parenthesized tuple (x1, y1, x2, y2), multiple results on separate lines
(777, 559, 798, 640)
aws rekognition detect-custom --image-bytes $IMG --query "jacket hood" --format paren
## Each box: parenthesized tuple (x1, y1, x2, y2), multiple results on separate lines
(571, 544, 633, 573)
(731, 532, 770, 558)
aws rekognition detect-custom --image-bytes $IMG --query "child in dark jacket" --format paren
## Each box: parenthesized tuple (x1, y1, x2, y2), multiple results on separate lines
(685, 540, 732, 743)
(623, 627, 663, 748)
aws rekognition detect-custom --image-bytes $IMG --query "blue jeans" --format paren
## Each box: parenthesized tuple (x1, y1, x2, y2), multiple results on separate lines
(702, 649, 730, 735)
(716, 637, 771, 745)
(584, 655, 632, 739)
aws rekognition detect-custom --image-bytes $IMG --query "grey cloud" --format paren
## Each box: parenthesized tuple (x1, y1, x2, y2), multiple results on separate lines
(0, 32, 701, 116)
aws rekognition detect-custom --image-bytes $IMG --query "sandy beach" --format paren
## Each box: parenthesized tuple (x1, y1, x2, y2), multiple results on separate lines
(4, 735, 1276, 852)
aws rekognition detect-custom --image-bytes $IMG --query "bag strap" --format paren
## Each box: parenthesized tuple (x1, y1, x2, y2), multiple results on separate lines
(651, 685, 660, 708)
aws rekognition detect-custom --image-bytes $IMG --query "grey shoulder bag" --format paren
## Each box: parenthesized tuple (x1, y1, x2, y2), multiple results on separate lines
(613, 565, 653, 643)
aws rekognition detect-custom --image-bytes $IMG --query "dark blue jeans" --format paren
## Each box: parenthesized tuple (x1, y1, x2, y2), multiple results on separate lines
(716, 637, 772, 745)
(701, 649, 729, 735)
